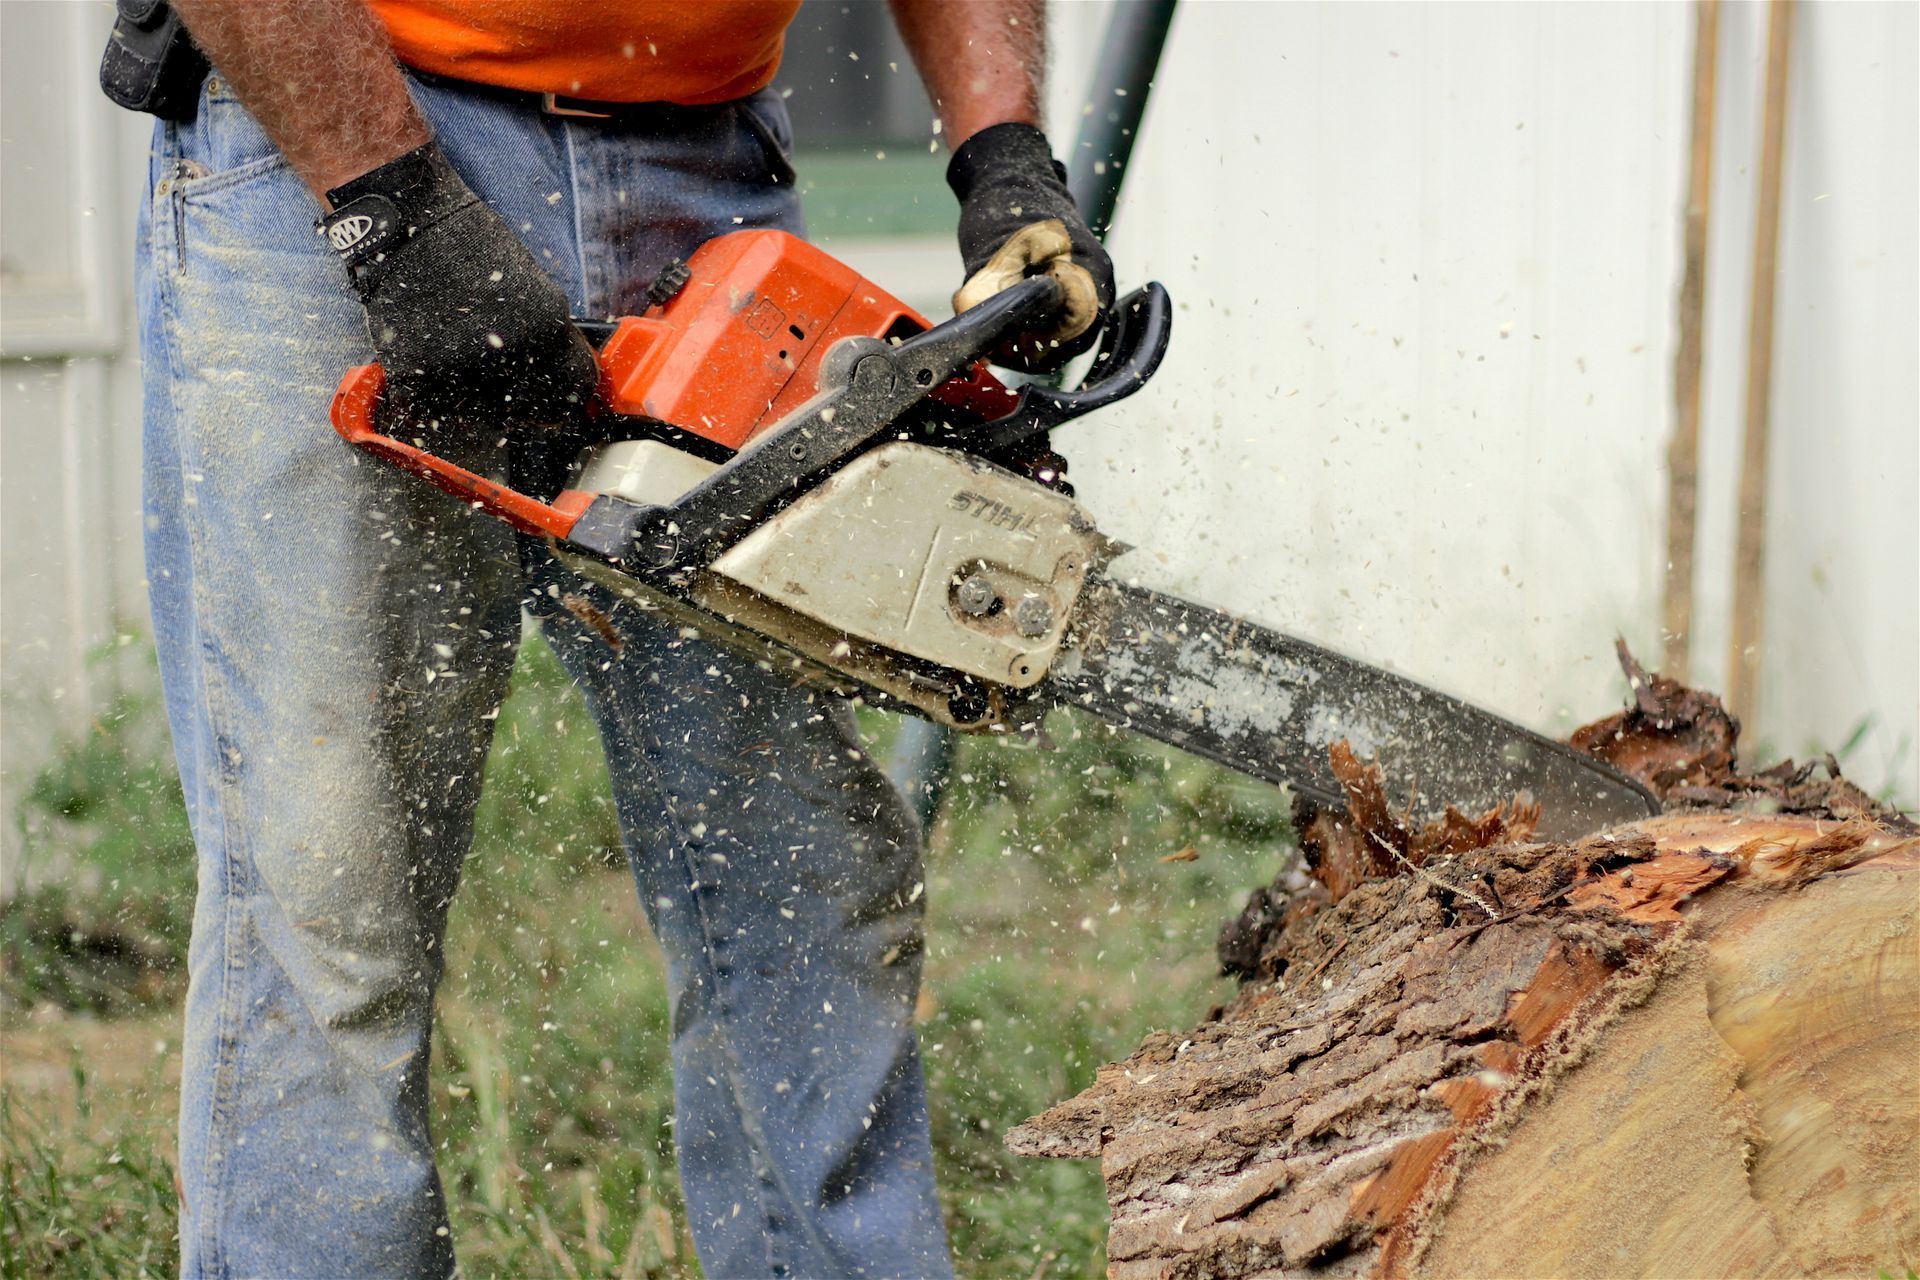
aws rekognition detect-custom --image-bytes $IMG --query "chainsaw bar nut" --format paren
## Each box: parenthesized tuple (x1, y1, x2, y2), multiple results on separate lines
(1014, 594, 1054, 637)
(956, 574, 998, 617)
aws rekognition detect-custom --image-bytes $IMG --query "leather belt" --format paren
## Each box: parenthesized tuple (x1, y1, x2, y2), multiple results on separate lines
(407, 69, 736, 125)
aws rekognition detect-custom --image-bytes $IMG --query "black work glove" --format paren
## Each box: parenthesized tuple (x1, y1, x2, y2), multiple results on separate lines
(320, 141, 597, 432)
(948, 122, 1115, 372)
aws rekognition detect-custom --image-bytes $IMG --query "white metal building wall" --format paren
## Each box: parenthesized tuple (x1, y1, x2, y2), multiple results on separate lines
(1050, 0, 1917, 803)
(2, 2, 153, 880)
(1695, 1, 1917, 800)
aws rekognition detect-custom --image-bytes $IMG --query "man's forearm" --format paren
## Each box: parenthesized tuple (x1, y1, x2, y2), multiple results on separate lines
(889, 0, 1044, 149)
(171, 0, 427, 202)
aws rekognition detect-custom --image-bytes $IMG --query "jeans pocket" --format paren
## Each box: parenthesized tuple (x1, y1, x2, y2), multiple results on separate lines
(161, 90, 331, 291)
(171, 151, 293, 210)
(176, 80, 293, 200)
(735, 95, 797, 188)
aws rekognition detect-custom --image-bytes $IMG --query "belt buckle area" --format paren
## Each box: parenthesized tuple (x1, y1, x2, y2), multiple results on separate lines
(542, 92, 613, 120)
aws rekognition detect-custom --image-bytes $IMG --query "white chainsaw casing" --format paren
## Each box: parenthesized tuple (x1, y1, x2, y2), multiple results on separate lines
(574, 439, 720, 507)
(569, 439, 1102, 690)
(708, 442, 1101, 688)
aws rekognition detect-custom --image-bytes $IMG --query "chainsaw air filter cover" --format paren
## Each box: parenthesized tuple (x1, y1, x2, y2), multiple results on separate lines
(596, 230, 1014, 451)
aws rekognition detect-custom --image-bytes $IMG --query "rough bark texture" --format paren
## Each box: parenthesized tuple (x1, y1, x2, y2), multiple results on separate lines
(1010, 646, 1918, 1279)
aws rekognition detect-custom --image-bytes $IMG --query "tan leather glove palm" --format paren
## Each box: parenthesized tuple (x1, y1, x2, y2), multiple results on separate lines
(948, 124, 1114, 371)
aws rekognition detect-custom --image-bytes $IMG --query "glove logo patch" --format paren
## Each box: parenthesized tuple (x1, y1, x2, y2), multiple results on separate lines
(327, 214, 375, 253)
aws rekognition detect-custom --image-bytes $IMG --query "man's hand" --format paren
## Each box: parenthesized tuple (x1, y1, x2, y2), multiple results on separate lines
(171, 1, 593, 432)
(948, 123, 1114, 370)
(322, 144, 597, 431)
(888, 0, 1113, 371)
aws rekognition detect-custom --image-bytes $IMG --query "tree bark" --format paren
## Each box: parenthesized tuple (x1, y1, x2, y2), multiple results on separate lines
(1009, 647, 1918, 1279)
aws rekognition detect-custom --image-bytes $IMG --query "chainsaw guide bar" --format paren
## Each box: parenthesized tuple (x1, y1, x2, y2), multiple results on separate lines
(1046, 578, 1657, 840)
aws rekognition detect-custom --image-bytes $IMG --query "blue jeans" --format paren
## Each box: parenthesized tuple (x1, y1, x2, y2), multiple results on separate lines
(138, 73, 951, 1280)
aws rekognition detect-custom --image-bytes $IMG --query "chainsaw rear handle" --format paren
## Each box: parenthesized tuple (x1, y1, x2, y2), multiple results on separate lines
(328, 363, 583, 539)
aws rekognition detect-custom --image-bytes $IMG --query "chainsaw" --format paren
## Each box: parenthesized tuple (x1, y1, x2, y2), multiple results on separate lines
(330, 230, 1656, 839)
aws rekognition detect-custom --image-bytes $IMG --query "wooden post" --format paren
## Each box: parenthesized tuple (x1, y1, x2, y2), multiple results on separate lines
(1662, 0, 1721, 678)
(1727, 0, 1794, 723)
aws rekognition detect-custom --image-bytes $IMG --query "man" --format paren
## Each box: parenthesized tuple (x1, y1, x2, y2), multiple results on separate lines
(137, 1, 1112, 1275)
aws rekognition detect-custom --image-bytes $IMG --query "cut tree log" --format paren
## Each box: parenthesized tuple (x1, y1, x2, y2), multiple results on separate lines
(1010, 644, 1918, 1279)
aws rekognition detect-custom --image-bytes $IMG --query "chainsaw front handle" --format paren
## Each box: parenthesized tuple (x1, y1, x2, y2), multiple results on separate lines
(598, 276, 1070, 574)
(328, 363, 583, 540)
(966, 280, 1172, 454)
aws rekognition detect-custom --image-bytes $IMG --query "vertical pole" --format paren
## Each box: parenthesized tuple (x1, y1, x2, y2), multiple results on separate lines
(1727, 0, 1794, 723)
(884, 0, 1180, 830)
(1661, 0, 1720, 678)
(1067, 0, 1180, 238)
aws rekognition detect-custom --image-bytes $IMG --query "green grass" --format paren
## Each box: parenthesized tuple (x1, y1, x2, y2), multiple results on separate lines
(1, 1073, 179, 1279)
(2, 635, 1292, 1279)
(3, 681, 195, 1015)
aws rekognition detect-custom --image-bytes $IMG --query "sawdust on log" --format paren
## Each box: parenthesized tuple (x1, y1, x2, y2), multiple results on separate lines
(1570, 636, 1890, 818)
(1222, 639, 1909, 982)
(1011, 647, 1918, 1279)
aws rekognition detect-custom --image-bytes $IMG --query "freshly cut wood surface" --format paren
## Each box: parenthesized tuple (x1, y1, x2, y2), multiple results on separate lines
(1423, 844, 1916, 1279)
(1010, 647, 1918, 1279)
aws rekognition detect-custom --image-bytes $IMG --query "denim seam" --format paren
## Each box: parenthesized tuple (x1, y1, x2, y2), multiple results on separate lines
(559, 121, 595, 314)
(734, 99, 798, 188)
(155, 131, 188, 278)
(154, 185, 260, 1280)
(628, 714, 802, 1276)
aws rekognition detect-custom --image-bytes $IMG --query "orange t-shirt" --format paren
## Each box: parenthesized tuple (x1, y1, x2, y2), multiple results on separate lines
(369, 1, 804, 105)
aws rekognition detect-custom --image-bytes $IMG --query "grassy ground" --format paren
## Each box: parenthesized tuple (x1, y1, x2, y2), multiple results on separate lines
(2, 636, 1293, 1279)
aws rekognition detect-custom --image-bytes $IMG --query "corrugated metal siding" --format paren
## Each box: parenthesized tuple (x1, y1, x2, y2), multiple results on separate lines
(1691, 0, 1918, 787)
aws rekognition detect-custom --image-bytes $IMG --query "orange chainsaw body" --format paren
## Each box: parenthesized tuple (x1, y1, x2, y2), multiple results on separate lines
(597, 230, 1015, 450)
(328, 228, 1024, 538)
